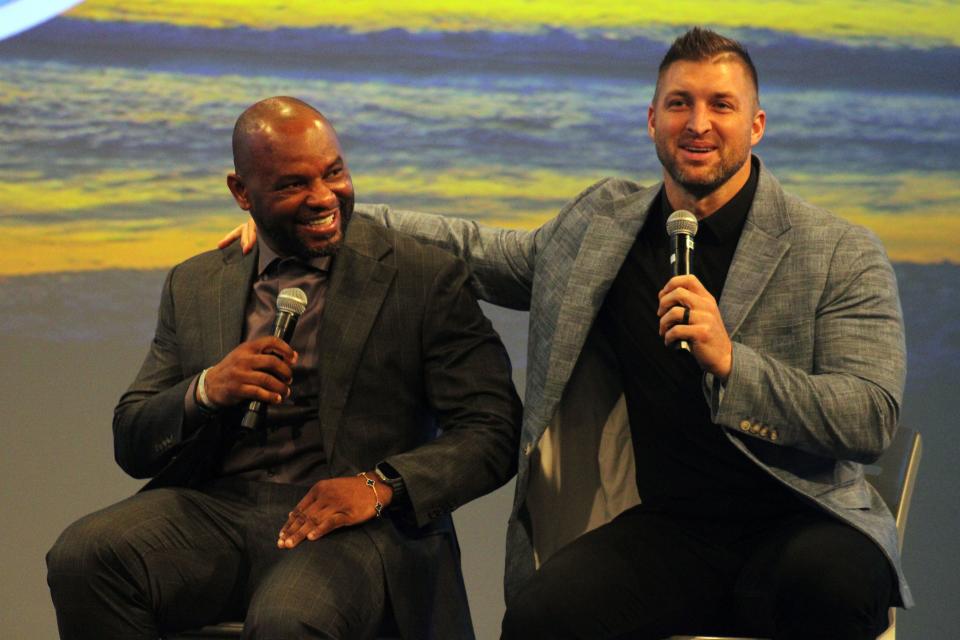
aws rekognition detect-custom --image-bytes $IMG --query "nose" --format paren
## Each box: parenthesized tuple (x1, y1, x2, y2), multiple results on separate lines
(685, 103, 711, 136)
(304, 179, 338, 210)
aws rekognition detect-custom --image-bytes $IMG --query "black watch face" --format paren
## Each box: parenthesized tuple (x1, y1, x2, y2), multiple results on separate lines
(376, 461, 401, 482)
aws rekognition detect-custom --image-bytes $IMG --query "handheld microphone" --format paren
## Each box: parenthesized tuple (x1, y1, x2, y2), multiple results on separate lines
(666, 210, 698, 353)
(240, 287, 308, 429)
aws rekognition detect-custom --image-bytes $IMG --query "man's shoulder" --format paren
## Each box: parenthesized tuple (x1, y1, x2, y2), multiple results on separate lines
(757, 167, 889, 264)
(573, 176, 651, 206)
(779, 187, 880, 247)
(159, 246, 246, 299)
(165, 246, 235, 278)
(757, 161, 873, 240)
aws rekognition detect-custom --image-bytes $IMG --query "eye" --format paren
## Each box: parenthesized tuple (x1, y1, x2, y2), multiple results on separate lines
(276, 180, 305, 191)
(325, 165, 344, 179)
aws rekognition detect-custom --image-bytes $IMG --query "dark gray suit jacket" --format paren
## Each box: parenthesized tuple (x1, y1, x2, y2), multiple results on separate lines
(112, 216, 522, 639)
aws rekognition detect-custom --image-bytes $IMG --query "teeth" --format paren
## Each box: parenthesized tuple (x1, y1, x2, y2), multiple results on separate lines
(305, 214, 334, 227)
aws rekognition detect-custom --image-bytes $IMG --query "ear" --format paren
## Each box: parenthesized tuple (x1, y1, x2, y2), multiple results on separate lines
(226, 173, 251, 211)
(647, 104, 656, 140)
(750, 108, 766, 147)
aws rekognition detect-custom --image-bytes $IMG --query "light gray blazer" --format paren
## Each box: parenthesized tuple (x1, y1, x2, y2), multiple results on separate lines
(357, 157, 911, 608)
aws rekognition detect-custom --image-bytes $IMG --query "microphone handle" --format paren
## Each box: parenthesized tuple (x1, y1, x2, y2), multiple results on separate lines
(672, 232, 693, 277)
(240, 310, 301, 430)
(671, 233, 694, 352)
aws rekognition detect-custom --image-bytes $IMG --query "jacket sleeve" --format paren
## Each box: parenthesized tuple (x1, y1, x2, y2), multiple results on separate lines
(354, 203, 550, 311)
(709, 225, 906, 463)
(354, 178, 625, 311)
(382, 256, 523, 527)
(112, 265, 212, 479)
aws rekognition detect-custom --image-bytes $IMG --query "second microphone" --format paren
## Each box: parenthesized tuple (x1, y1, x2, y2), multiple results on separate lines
(240, 286, 308, 429)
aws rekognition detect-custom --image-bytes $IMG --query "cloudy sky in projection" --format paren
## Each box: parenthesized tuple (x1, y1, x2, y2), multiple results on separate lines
(1, 0, 958, 274)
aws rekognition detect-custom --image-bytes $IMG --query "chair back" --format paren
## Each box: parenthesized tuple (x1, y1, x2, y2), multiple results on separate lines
(865, 427, 923, 550)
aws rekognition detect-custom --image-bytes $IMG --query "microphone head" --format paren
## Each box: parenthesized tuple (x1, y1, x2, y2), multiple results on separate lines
(666, 209, 698, 238)
(277, 287, 308, 316)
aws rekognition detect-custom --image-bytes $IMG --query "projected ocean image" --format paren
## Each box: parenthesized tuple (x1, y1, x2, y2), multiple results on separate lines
(2, 17, 960, 277)
(2, 8, 959, 639)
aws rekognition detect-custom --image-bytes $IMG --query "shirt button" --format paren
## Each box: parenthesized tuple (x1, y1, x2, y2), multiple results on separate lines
(739, 420, 751, 432)
(523, 442, 534, 456)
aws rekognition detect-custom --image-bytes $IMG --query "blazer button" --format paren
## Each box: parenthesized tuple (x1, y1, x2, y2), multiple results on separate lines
(770, 430, 779, 442)
(759, 427, 769, 438)
(523, 442, 534, 457)
(739, 420, 751, 432)
(751, 423, 762, 434)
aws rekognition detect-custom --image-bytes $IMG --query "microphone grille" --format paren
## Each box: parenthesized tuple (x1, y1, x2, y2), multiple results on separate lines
(666, 209, 698, 238)
(277, 287, 308, 316)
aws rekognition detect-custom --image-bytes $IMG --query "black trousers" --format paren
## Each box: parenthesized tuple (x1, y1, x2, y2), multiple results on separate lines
(46, 478, 387, 640)
(502, 505, 894, 640)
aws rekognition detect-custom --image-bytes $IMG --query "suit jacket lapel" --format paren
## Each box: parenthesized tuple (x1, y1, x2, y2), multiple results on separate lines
(318, 217, 396, 458)
(213, 244, 258, 361)
(537, 185, 658, 425)
(719, 161, 793, 338)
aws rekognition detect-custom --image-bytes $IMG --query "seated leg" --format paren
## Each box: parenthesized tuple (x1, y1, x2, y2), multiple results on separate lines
(243, 526, 387, 640)
(734, 513, 895, 640)
(501, 508, 742, 640)
(46, 487, 247, 640)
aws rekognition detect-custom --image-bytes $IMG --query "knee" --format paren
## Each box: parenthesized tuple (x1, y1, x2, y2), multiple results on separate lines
(47, 513, 129, 585)
(501, 577, 566, 640)
(778, 562, 884, 617)
(773, 549, 892, 637)
(245, 598, 350, 640)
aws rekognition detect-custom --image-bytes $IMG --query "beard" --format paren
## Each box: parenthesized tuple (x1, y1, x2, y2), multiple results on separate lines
(654, 138, 749, 200)
(255, 201, 353, 259)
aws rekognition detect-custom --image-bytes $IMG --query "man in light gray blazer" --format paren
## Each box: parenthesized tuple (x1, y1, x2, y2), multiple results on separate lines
(366, 29, 907, 640)
(46, 97, 522, 640)
(224, 30, 908, 640)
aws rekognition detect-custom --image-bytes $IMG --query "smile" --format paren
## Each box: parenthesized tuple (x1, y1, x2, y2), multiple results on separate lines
(299, 210, 338, 232)
(680, 144, 716, 154)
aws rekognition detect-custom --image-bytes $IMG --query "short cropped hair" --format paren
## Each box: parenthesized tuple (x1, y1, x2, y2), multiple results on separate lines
(655, 27, 759, 104)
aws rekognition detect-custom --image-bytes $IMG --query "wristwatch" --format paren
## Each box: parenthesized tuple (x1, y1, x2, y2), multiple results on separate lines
(374, 461, 407, 506)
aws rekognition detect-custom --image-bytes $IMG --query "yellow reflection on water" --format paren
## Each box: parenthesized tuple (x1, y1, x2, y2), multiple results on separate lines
(2, 167, 957, 274)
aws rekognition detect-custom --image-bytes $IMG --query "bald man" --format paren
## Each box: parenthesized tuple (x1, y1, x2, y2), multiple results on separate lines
(46, 97, 521, 640)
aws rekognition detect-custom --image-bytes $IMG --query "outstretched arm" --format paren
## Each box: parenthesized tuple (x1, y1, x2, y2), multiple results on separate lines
(219, 206, 558, 310)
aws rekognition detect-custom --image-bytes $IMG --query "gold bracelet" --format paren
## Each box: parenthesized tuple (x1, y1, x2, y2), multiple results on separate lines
(358, 472, 383, 517)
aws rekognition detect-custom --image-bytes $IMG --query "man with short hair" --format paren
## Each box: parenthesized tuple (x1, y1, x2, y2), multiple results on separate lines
(223, 29, 909, 639)
(46, 96, 522, 640)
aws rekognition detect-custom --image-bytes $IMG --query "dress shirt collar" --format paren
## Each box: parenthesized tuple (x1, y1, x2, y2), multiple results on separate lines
(256, 238, 332, 277)
(658, 155, 759, 245)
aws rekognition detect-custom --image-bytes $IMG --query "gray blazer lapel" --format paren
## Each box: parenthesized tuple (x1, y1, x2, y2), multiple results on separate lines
(318, 217, 396, 458)
(719, 162, 792, 338)
(539, 186, 658, 420)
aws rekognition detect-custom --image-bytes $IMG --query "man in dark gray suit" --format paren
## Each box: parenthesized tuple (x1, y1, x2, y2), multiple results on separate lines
(46, 97, 521, 640)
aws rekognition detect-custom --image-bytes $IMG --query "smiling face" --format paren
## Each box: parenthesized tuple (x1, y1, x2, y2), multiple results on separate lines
(648, 55, 765, 215)
(228, 108, 354, 258)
